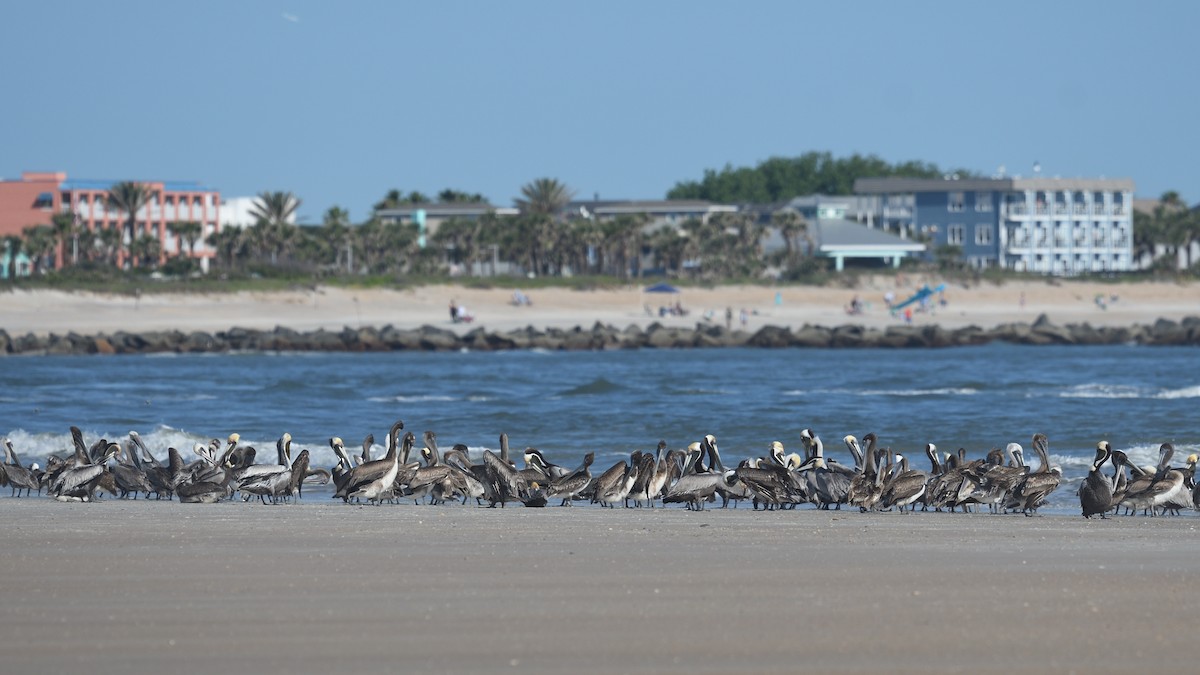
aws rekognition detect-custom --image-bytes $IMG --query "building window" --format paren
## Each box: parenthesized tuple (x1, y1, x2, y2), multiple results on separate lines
(975, 225, 993, 245)
(947, 224, 965, 245)
(948, 192, 964, 212)
(975, 192, 992, 212)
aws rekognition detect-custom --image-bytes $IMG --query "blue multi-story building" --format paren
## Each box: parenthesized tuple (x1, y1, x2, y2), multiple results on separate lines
(853, 177, 1135, 275)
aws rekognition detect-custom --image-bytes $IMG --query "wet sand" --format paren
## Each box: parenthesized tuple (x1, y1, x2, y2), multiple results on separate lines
(1, 278, 1198, 338)
(1, 499, 1195, 674)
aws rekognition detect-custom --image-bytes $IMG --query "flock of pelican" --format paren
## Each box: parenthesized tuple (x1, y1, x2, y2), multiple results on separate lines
(2, 423, 1197, 518)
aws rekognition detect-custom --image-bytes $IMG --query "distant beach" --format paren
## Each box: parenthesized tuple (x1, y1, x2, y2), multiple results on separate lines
(1, 278, 1197, 338)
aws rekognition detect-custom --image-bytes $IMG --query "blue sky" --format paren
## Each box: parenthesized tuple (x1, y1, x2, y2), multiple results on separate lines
(2, 1, 1195, 223)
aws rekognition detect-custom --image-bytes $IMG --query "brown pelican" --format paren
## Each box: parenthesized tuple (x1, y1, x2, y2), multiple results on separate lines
(335, 420, 405, 504)
(545, 452, 594, 506)
(177, 444, 235, 504)
(846, 434, 883, 511)
(733, 445, 806, 510)
(591, 456, 633, 508)
(110, 440, 152, 498)
(970, 443, 1027, 513)
(50, 440, 119, 501)
(480, 434, 531, 507)
(797, 432, 852, 509)
(234, 433, 294, 488)
(1120, 444, 1184, 516)
(360, 433, 375, 465)
(644, 441, 673, 506)
(881, 452, 928, 513)
(625, 447, 661, 507)
(1109, 450, 1129, 513)
(239, 450, 311, 504)
(329, 436, 357, 493)
(524, 447, 569, 481)
(1009, 434, 1061, 516)
(3, 438, 41, 497)
(706, 437, 750, 508)
(1156, 454, 1194, 516)
(442, 444, 487, 504)
(663, 438, 722, 511)
(405, 431, 456, 505)
(1079, 441, 1114, 519)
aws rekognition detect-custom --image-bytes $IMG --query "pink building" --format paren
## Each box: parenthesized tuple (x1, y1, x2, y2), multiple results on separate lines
(0, 171, 222, 268)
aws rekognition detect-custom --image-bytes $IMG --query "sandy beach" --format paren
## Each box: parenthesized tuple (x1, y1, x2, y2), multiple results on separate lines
(1, 278, 1198, 338)
(0, 499, 1195, 674)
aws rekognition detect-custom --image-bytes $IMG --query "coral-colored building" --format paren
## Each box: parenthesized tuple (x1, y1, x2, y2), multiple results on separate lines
(0, 171, 222, 268)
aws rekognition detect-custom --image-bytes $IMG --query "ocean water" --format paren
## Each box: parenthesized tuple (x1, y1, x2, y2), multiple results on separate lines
(2, 344, 1197, 509)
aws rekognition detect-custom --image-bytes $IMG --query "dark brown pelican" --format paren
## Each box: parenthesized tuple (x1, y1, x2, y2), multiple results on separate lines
(110, 440, 152, 498)
(1009, 434, 1061, 516)
(2, 438, 41, 497)
(50, 440, 119, 501)
(663, 438, 721, 511)
(405, 431, 456, 505)
(797, 432, 852, 509)
(881, 452, 928, 513)
(545, 452, 594, 506)
(239, 450, 311, 504)
(1079, 441, 1114, 519)
(335, 420, 405, 504)
(480, 433, 531, 507)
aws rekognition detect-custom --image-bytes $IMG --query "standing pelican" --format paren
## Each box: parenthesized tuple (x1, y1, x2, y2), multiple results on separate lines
(546, 452, 594, 506)
(239, 450, 311, 504)
(111, 440, 152, 499)
(797, 432, 851, 509)
(663, 438, 722, 511)
(405, 431, 456, 505)
(481, 433, 530, 507)
(1009, 434, 1061, 516)
(335, 420, 405, 504)
(881, 452, 928, 513)
(1079, 441, 1114, 519)
(3, 438, 41, 497)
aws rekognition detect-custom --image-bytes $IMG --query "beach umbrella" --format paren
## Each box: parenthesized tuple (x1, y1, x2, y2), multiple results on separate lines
(643, 283, 680, 294)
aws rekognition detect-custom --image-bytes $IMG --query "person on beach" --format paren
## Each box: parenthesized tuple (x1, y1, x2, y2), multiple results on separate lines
(450, 299, 459, 323)
(725, 306, 733, 330)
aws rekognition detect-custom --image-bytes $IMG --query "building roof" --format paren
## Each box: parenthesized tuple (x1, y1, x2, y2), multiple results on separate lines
(376, 203, 518, 218)
(854, 177, 1136, 194)
(816, 218, 925, 252)
(569, 199, 737, 217)
(60, 178, 218, 193)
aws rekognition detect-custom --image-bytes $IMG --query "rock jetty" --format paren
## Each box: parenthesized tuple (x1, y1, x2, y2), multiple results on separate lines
(2, 314, 1199, 356)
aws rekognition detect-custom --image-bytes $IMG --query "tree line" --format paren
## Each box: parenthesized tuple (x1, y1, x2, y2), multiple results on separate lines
(5, 154, 1198, 282)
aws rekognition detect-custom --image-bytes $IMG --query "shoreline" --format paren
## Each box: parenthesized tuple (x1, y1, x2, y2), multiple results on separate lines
(1, 279, 1198, 353)
(1, 499, 1196, 674)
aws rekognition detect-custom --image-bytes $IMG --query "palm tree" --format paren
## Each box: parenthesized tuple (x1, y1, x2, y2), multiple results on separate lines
(51, 212, 77, 268)
(437, 189, 485, 204)
(249, 191, 301, 227)
(772, 210, 813, 260)
(516, 178, 575, 217)
(169, 221, 204, 258)
(4, 235, 22, 280)
(129, 235, 162, 268)
(373, 189, 431, 214)
(321, 206, 353, 273)
(21, 225, 56, 274)
(106, 181, 153, 266)
(207, 227, 247, 271)
(249, 191, 301, 265)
